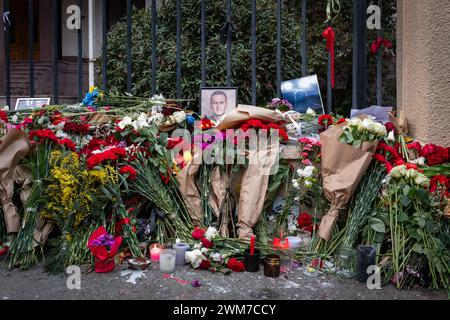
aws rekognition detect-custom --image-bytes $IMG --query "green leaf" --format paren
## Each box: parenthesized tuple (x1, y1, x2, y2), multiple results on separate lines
(416, 188, 430, 203)
(416, 228, 424, 237)
(344, 131, 354, 143)
(369, 217, 385, 233)
(352, 140, 362, 148)
(397, 212, 409, 223)
(412, 242, 423, 254)
(400, 195, 411, 207)
(402, 185, 411, 197)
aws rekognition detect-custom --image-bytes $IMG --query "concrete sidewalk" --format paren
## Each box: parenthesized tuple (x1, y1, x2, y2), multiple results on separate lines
(0, 259, 446, 300)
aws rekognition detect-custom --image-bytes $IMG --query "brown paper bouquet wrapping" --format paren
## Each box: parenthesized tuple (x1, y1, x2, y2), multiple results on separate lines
(317, 124, 378, 241)
(177, 105, 283, 239)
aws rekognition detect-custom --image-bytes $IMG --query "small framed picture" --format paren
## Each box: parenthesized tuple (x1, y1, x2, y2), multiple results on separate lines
(281, 75, 324, 114)
(15, 98, 50, 111)
(200, 87, 238, 124)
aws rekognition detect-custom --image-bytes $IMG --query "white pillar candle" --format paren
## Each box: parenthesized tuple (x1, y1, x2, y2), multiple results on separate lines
(159, 249, 176, 273)
(174, 243, 189, 266)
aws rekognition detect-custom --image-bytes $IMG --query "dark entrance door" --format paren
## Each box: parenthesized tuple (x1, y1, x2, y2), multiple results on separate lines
(9, 0, 39, 60)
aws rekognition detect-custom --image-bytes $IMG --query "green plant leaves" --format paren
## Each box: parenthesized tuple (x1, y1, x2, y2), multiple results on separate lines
(369, 217, 385, 233)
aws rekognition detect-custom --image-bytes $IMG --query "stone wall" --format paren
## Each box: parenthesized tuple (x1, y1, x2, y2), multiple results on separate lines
(397, 0, 450, 146)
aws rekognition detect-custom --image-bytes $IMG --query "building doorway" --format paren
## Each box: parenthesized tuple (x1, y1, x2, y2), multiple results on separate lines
(9, 0, 40, 60)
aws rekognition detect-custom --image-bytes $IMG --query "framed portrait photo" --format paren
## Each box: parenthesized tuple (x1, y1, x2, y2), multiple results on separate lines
(200, 87, 238, 124)
(15, 98, 50, 111)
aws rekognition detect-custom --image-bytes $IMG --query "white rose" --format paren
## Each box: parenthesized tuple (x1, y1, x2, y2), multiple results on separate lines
(304, 180, 312, 187)
(374, 123, 387, 137)
(347, 117, 363, 128)
(411, 157, 426, 166)
(414, 174, 429, 187)
(118, 116, 133, 129)
(201, 247, 208, 254)
(390, 165, 407, 179)
(387, 130, 395, 142)
(185, 249, 204, 269)
(210, 252, 223, 263)
(149, 113, 164, 126)
(11, 114, 19, 123)
(173, 111, 186, 124)
(204, 227, 219, 241)
(306, 108, 316, 116)
(406, 169, 419, 179)
(292, 180, 300, 189)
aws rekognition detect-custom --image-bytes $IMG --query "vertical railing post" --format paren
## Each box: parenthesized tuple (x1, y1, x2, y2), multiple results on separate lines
(77, 0, 83, 101)
(126, 0, 132, 93)
(28, 0, 34, 97)
(251, 0, 256, 105)
(226, 0, 232, 87)
(52, 0, 59, 104)
(201, 0, 206, 86)
(327, 21, 333, 114)
(151, 0, 157, 95)
(301, 0, 307, 77)
(102, 0, 108, 92)
(176, 0, 182, 99)
(376, 0, 383, 106)
(276, 0, 282, 97)
(352, 0, 368, 109)
(3, 0, 10, 107)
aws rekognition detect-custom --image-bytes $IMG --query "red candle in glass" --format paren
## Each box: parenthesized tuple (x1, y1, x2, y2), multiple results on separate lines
(250, 236, 255, 255)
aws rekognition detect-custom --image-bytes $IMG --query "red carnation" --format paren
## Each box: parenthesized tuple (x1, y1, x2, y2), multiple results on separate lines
(429, 175, 450, 195)
(421, 144, 438, 157)
(337, 118, 346, 125)
(227, 258, 245, 272)
(119, 166, 137, 180)
(63, 122, 90, 135)
(201, 237, 214, 249)
(0, 110, 8, 123)
(297, 213, 313, 229)
(426, 146, 449, 166)
(191, 227, 206, 240)
(407, 141, 422, 153)
(29, 129, 58, 144)
(199, 259, 211, 270)
(58, 138, 76, 151)
(159, 172, 170, 185)
(167, 137, 183, 150)
(200, 118, 215, 130)
(374, 153, 387, 164)
(318, 114, 333, 127)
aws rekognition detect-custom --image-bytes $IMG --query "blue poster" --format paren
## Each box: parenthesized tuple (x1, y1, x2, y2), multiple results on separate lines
(281, 75, 324, 114)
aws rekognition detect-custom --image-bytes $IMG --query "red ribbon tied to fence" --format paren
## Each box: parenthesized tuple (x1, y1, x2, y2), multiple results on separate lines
(322, 26, 335, 89)
(371, 37, 393, 54)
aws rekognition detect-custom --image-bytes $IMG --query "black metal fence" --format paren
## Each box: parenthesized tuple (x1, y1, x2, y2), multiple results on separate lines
(2, 0, 386, 113)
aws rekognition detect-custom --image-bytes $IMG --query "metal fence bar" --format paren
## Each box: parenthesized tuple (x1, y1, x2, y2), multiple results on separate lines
(176, 0, 181, 99)
(352, 0, 368, 109)
(276, 0, 282, 97)
(28, 0, 34, 97)
(52, 0, 59, 104)
(327, 21, 333, 114)
(102, 0, 108, 92)
(151, 0, 157, 95)
(77, 0, 83, 101)
(200, 0, 206, 86)
(301, 0, 307, 77)
(376, 0, 383, 106)
(126, 0, 132, 93)
(3, 0, 10, 107)
(251, 0, 256, 105)
(226, 0, 232, 86)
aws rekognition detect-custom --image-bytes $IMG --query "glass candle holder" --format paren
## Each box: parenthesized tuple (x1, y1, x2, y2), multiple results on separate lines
(279, 250, 294, 273)
(335, 246, 357, 279)
(264, 254, 280, 278)
(174, 243, 189, 266)
(149, 243, 161, 262)
(159, 249, 176, 273)
(303, 255, 321, 277)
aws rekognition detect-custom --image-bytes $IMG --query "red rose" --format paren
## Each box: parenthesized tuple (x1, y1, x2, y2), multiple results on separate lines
(192, 227, 206, 240)
(318, 114, 333, 127)
(201, 237, 214, 249)
(337, 118, 346, 125)
(0, 110, 8, 123)
(199, 259, 211, 270)
(297, 213, 313, 229)
(119, 166, 137, 180)
(385, 122, 396, 133)
(426, 146, 449, 166)
(407, 141, 422, 153)
(421, 144, 438, 157)
(227, 258, 245, 272)
(58, 138, 76, 151)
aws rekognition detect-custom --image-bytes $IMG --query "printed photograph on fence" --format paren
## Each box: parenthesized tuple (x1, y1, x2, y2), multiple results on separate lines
(200, 87, 238, 125)
(281, 75, 324, 114)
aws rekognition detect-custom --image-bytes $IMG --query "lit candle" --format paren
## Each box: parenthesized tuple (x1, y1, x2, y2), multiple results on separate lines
(160, 249, 176, 273)
(150, 244, 161, 262)
(250, 236, 255, 256)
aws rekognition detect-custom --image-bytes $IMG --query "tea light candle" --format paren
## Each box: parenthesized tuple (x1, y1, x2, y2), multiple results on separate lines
(174, 243, 189, 266)
(160, 249, 176, 273)
(150, 244, 161, 262)
(286, 236, 302, 250)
